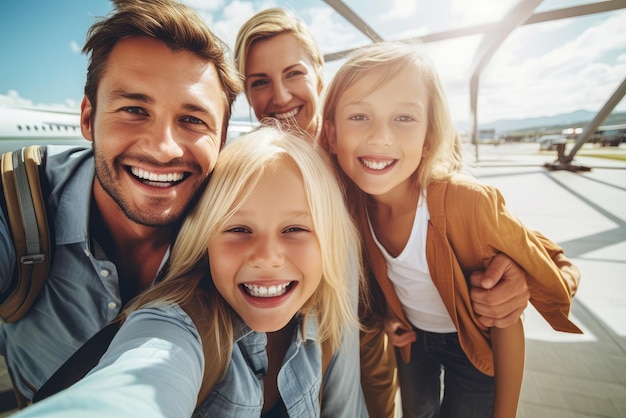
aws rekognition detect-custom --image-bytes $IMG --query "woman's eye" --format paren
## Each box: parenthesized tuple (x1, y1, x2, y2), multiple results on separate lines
(250, 79, 269, 88)
(349, 114, 368, 121)
(396, 115, 416, 122)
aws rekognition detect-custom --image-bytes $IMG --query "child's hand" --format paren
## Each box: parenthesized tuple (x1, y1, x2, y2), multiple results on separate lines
(384, 316, 416, 347)
(469, 253, 530, 328)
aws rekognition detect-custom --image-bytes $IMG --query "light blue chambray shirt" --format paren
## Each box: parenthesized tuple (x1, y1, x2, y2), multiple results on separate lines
(11, 303, 367, 418)
(0, 146, 168, 399)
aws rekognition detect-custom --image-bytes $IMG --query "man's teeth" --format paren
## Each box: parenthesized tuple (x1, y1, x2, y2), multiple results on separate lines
(243, 282, 291, 298)
(131, 167, 184, 183)
(360, 158, 394, 170)
(273, 108, 299, 120)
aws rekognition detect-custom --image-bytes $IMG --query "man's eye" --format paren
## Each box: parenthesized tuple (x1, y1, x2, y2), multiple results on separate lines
(122, 107, 146, 115)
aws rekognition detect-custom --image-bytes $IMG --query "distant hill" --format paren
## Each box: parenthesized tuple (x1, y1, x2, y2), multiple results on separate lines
(457, 110, 626, 134)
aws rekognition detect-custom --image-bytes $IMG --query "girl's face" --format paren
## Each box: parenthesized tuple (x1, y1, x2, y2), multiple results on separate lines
(208, 158, 323, 332)
(327, 66, 429, 199)
(245, 33, 321, 138)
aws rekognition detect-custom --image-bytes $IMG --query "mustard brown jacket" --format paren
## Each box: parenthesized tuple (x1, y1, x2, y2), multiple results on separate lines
(356, 174, 582, 376)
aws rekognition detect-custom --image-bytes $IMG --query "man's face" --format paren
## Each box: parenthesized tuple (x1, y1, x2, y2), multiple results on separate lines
(80, 36, 226, 227)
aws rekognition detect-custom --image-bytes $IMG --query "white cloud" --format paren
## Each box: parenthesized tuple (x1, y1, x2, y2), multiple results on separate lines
(0, 90, 34, 107)
(450, 0, 511, 25)
(381, 0, 417, 22)
(70, 41, 81, 53)
(182, 0, 225, 11)
(0, 90, 79, 111)
(466, 10, 626, 122)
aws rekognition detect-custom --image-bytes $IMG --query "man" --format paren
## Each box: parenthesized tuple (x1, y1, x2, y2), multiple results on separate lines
(0, 0, 241, 403)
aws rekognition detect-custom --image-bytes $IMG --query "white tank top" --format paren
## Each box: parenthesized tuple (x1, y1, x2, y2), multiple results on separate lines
(368, 193, 456, 333)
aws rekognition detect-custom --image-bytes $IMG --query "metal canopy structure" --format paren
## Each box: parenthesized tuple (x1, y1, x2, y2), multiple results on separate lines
(320, 0, 626, 171)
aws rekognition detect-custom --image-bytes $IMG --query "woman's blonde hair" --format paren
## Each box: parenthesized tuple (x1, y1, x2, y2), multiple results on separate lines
(320, 41, 462, 190)
(125, 125, 360, 360)
(234, 7, 325, 100)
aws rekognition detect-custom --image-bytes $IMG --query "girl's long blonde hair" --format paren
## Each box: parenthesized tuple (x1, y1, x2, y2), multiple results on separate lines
(124, 125, 360, 361)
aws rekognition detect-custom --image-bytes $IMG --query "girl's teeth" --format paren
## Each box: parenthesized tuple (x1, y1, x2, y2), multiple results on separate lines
(360, 158, 393, 170)
(243, 283, 290, 298)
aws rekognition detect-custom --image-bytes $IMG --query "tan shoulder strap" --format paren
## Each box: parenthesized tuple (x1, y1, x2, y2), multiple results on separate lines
(0, 145, 50, 323)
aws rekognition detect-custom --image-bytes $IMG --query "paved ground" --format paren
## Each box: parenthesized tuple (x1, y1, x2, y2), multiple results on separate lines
(1, 142, 625, 417)
(465, 142, 626, 418)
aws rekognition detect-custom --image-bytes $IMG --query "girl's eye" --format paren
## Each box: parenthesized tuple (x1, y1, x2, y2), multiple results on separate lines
(349, 114, 368, 121)
(181, 115, 204, 125)
(283, 226, 310, 234)
(286, 70, 304, 79)
(225, 226, 250, 233)
(396, 115, 416, 122)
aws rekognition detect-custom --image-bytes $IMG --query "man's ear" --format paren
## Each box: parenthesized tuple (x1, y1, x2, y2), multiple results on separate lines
(80, 96, 94, 142)
(322, 121, 338, 154)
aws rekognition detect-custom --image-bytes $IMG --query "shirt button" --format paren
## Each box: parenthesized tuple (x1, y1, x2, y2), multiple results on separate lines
(108, 302, 117, 310)
(100, 269, 110, 277)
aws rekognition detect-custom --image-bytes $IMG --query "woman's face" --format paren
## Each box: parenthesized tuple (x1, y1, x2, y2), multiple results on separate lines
(208, 158, 323, 332)
(245, 33, 321, 138)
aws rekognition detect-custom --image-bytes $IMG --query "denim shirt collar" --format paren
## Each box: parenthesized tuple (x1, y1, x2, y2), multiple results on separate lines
(231, 313, 319, 345)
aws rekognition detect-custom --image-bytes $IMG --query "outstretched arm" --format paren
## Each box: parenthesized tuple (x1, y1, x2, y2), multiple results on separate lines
(491, 320, 525, 418)
(469, 252, 580, 328)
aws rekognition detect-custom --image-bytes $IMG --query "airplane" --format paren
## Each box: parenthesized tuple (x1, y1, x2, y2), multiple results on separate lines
(0, 106, 88, 154)
(0, 105, 255, 155)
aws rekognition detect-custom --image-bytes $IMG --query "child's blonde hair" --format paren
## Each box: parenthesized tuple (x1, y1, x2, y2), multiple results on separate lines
(125, 125, 360, 358)
(320, 41, 463, 189)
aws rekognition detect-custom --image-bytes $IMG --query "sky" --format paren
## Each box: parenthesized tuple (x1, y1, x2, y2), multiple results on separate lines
(0, 0, 625, 127)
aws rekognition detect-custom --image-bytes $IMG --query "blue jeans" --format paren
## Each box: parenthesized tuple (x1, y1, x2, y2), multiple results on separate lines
(395, 328, 494, 418)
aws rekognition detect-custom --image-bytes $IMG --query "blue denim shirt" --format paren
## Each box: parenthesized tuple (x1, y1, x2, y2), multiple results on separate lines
(195, 311, 367, 418)
(0, 146, 168, 399)
(11, 303, 367, 418)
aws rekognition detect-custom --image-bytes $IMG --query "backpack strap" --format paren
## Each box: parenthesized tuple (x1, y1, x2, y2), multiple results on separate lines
(0, 145, 50, 323)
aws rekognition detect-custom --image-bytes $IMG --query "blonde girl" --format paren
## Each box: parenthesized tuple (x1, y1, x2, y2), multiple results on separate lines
(13, 126, 367, 418)
(320, 41, 581, 418)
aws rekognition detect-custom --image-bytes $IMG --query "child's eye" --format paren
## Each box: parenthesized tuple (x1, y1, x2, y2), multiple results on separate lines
(395, 115, 416, 122)
(225, 226, 251, 233)
(349, 114, 368, 121)
(286, 70, 304, 79)
(283, 226, 309, 234)
(181, 115, 205, 125)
